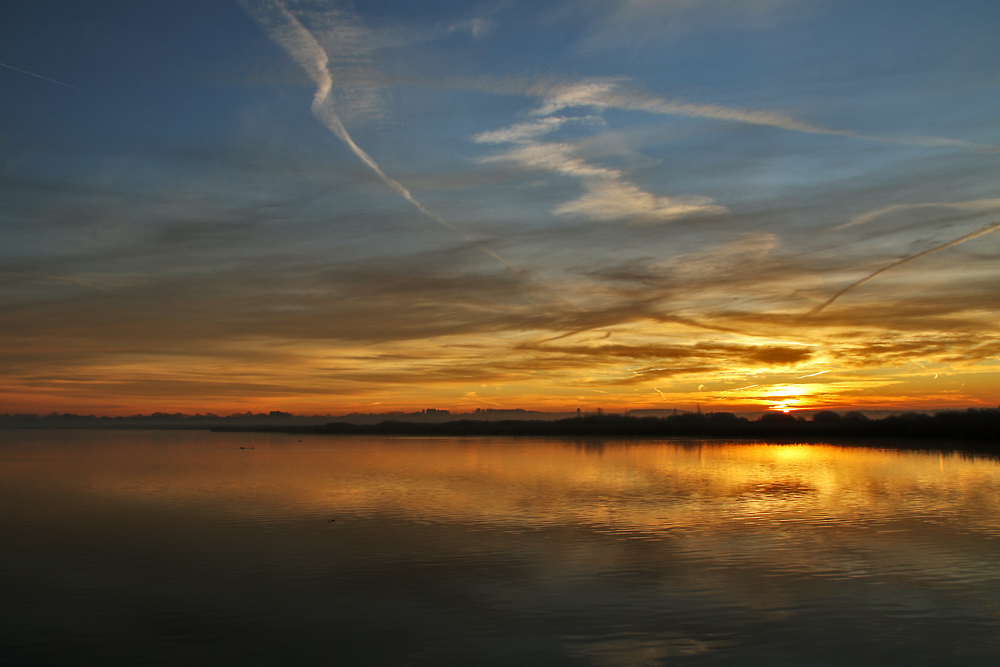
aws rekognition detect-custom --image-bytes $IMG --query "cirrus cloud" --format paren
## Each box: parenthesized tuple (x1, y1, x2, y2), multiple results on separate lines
(475, 107, 725, 223)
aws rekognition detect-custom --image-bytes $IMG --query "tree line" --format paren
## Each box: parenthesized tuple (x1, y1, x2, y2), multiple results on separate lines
(214, 408, 1000, 445)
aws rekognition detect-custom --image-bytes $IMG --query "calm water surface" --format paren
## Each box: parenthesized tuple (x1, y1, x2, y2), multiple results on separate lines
(2, 430, 999, 665)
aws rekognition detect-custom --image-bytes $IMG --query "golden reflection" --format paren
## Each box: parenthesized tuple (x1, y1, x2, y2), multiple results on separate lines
(5, 431, 998, 542)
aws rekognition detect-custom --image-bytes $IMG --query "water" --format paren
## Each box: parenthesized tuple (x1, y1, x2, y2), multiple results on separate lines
(2, 430, 999, 666)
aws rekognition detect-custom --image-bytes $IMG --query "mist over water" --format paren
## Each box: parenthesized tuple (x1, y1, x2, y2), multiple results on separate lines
(2, 430, 999, 665)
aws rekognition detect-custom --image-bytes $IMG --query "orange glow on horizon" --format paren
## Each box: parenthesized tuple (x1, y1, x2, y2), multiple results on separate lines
(2, 324, 998, 417)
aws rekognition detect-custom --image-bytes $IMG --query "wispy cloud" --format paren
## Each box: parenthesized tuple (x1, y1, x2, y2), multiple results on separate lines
(481, 139, 619, 180)
(447, 0, 511, 39)
(554, 180, 724, 222)
(473, 116, 582, 145)
(476, 109, 724, 223)
(448, 17, 493, 39)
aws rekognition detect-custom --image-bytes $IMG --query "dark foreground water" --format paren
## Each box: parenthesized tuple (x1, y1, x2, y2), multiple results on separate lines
(2, 431, 999, 666)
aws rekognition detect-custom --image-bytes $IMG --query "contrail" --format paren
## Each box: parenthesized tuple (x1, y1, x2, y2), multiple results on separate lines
(719, 384, 758, 393)
(527, 79, 1000, 154)
(0, 61, 87, 92)
(242, 1, 519, 272)
(837, 198, 1000, 230)
(808, 221, 1000, 316)
(3, 269, 109, 291)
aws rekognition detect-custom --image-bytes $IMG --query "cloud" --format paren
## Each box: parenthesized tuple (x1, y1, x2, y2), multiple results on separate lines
(532, 80, 625, 117)
(448, 17, 493, 39)
(447, 1, 512, 39)
(554, 180, 725, 223)
(750, 345, 813, 365)
(519, 339, 811, 366)
(476, 111, 725, 223)
(473, 116, 582, 144)
(482, 140, 620, 179)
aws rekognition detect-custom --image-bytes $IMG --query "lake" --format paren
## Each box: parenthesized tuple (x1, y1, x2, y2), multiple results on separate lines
(2, 430, 999, 665)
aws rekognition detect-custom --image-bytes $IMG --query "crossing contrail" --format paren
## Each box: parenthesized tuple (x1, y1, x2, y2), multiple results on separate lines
(241, 1, 519, 273)
(0, 61, 87, 92)
(808, 221, 1000, 316)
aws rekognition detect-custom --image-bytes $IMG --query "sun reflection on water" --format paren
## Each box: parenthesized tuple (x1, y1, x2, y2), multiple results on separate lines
(16, 431, 992, 542)
(2, 430, 1000, 665)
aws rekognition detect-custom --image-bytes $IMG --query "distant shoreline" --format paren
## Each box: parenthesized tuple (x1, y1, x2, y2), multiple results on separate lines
(209, 410, 1000, 447)
(3, 409, 998, 448)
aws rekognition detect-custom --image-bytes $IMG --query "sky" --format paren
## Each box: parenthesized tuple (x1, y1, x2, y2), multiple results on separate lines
(2, 0, 999, 416)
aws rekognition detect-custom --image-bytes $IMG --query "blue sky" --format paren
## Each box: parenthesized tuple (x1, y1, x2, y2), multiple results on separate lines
(2, 0, 1000, 414)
